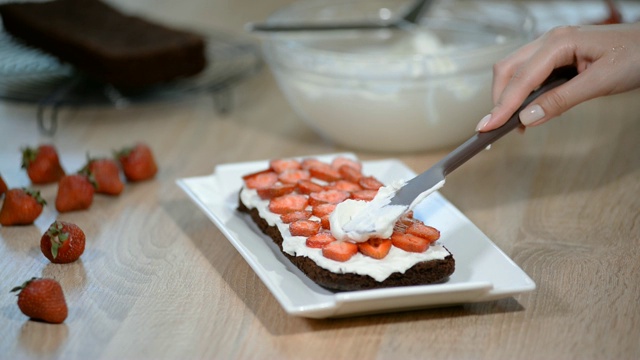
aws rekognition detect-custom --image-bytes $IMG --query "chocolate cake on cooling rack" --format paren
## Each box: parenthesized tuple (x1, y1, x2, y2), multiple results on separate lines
(0, 0, 207, 88)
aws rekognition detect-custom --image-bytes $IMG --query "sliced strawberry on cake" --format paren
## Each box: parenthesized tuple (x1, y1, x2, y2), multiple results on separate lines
(237, 155, 455, 291)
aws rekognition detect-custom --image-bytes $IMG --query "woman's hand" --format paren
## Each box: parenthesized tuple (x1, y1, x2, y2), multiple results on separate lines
(476, 23, 640, 132)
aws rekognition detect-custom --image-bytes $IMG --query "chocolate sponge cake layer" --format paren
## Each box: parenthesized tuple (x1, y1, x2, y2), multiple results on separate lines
(0, 0, 206, 88)
(238, 196, 455, 292)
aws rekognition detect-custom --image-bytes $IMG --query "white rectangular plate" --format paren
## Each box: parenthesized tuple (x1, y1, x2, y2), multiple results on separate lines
(177, 153, 535, 318)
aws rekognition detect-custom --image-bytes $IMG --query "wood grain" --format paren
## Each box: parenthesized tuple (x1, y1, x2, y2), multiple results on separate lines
(1, 1, 639, 359)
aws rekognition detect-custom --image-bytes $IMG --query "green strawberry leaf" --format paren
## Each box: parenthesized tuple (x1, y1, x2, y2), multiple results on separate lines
(46, 221, 69, 259)
(10, 277, 37, 294)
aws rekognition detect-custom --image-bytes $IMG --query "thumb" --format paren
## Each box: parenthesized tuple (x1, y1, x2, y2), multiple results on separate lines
(518, 68, 609, 126)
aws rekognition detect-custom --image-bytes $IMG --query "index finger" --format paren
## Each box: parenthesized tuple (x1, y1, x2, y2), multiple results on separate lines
(481, 26, 582, 131)
(491, 39, 541, 103)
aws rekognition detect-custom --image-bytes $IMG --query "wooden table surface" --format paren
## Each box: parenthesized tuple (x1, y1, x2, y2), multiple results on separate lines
(1, 1, 639, 359)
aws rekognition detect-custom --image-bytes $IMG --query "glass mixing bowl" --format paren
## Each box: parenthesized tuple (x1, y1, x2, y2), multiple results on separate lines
(260, 0, 535, 152)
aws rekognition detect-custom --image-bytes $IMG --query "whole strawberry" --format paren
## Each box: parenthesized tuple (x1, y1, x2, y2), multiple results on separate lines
(0, 188, 46, 226)
(55, 174, 95, 213)
(41, 220, 86, 264)
(22, 144, 66, 184)
(11, 277, 68, 324)
(115, 143, 157, 182)
(81, 156, 124, 195)
(0, 174, 7, 196)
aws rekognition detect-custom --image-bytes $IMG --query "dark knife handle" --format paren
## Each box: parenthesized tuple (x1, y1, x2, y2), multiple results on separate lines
(439, 66, 578, 176)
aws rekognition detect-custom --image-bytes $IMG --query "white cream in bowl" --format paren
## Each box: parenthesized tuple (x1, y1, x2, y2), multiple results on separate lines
(261, 0, 534, 152)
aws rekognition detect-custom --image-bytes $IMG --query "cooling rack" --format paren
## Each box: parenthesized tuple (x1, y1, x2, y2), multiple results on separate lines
(0, 27, 263, 135)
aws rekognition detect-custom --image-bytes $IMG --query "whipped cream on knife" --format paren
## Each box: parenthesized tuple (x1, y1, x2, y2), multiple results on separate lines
(330, 179, 445, 242)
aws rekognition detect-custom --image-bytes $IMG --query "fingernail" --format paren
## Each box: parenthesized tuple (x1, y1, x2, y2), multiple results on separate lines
(519, 104, 545, 126)
(476, 114, 492, 132)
